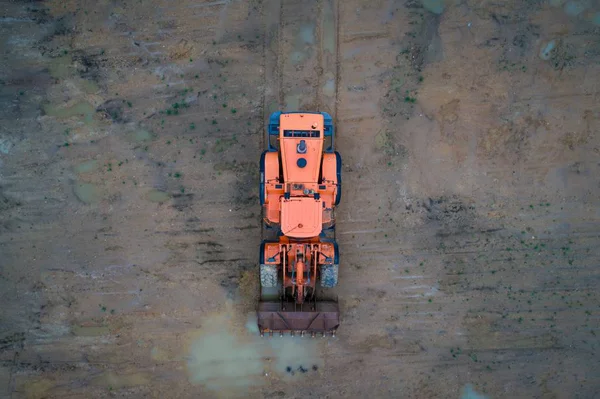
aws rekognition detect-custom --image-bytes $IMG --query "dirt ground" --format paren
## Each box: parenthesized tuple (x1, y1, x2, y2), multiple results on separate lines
(1, 0, 599, 398)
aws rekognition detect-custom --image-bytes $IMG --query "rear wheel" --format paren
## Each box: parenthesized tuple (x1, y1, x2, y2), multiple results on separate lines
(259, 151, 267, 206)
(334, 151, 342, 206)
(320, 263, 338, 288)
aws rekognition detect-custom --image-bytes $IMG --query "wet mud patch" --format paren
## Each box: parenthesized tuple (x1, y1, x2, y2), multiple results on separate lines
(493, 23, 540, 71)
(96, 99, 128, 124)
(71, 49, 105, 83)
(421, 196, 478, 237)
(214, 161, 259, 206)
(171, 192, 195, 212)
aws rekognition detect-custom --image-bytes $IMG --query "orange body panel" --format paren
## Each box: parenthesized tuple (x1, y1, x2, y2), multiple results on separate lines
(263, 152, 281, 223)
(279, 113, 324, 184)
(262, 113, 339, 237)
(280, 197, 323, 238)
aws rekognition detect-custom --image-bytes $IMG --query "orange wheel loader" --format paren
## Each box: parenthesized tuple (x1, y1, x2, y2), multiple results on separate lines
(258, 111, 341, 337)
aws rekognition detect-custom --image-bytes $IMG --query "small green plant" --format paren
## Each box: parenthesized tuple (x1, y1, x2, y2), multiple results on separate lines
(174, 172, 182, 178)
(189, 123, 195, 130)
(127, 101, 132, 108)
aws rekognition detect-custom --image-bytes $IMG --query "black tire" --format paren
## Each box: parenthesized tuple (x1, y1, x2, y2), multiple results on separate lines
(259, 150, 267, 206)
(334, 151, 342, 206)
(260, 264, 278, 288)
(320, 263, 338, 288)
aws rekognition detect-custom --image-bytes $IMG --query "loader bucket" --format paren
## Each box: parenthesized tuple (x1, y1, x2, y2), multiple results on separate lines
(257, 300, 339, 335)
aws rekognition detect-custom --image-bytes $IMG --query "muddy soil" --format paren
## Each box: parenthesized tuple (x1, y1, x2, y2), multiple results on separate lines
(1, 0, 599, 398)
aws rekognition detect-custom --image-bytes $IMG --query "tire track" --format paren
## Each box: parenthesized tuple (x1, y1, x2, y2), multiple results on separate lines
(264, 0, 339, 114)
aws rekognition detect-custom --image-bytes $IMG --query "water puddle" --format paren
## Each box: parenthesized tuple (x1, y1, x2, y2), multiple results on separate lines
(564, 1, 587, 16)
(43, 101, 97, 126)
(284, 92, 301, 111)
(78, 78, 101, 94)
(132, 128, 153, 142)
(266, 101, 279, 116)
(299, 24, 315, 45)
(186, 307, 323, 396)
(71, 325, 110, 336)
(421, 0, 445, 14)
(290, 23, 315, 65)
(146, 189, 171, 203)
(187, 313, 264, 391)
(0, 138, 13, 154)
(322, 73, 335, 97)
(74, 160, 98, 174)
(322, 2, 336, 54)
(290, 51, 307, 65)
(73, 182, 100, 204)
(461, 384, 489, 399)
(18, 378, 55, 398)
(539, 40, 556, 60)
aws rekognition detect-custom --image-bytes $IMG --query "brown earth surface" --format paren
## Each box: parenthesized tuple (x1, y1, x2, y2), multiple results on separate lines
(1, 0, 599, 398)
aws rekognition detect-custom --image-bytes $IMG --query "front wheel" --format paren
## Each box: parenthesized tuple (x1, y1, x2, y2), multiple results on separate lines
(320, 263, 338, 288)
(260, 264, 278, 288)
